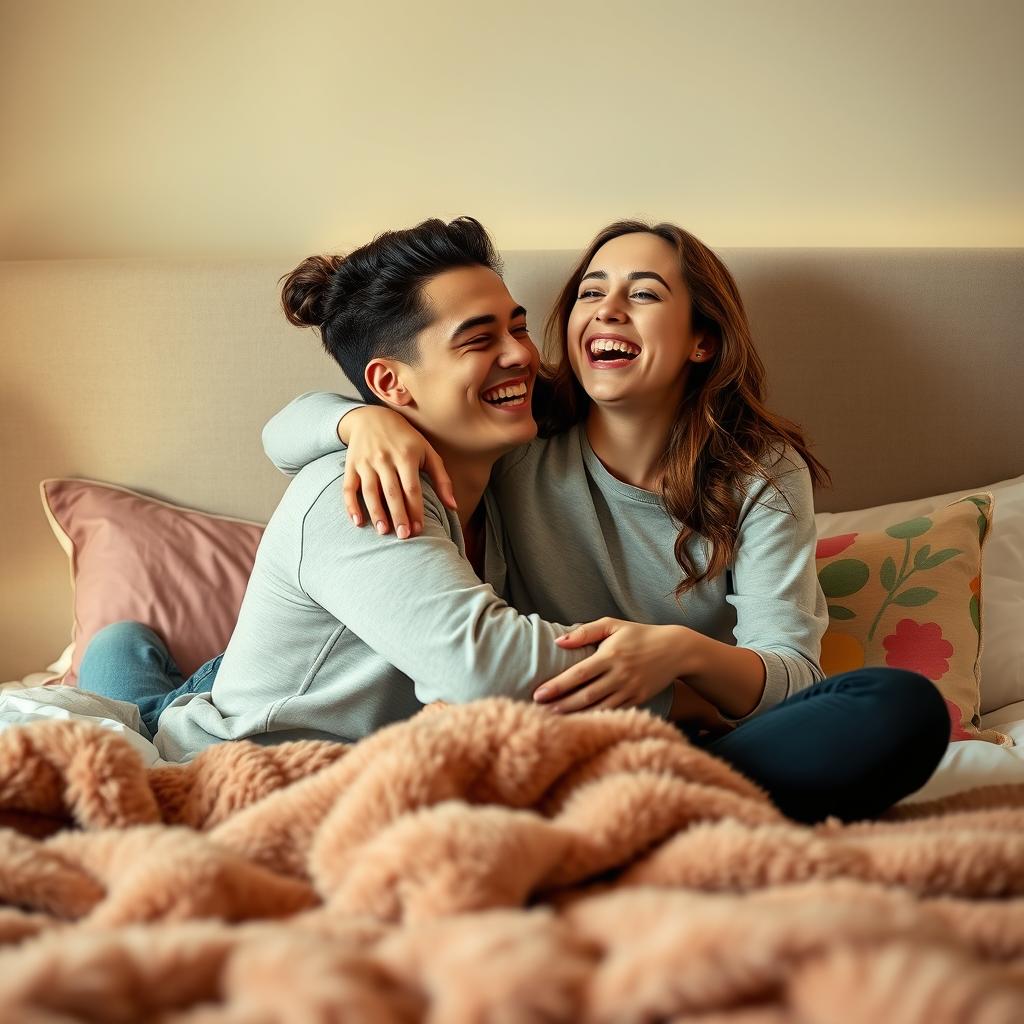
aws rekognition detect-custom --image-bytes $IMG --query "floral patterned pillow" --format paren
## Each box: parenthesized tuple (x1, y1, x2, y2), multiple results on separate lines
(814, 493, 1007, 746)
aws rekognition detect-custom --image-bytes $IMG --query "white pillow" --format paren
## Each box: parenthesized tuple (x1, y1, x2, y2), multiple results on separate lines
(815, 474, 1024, 714)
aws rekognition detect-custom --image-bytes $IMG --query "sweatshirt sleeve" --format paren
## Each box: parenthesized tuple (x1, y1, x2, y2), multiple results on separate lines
(262, 392, 367, 475)
(298, 476, 595, 706)
(721, 447, 829, 724)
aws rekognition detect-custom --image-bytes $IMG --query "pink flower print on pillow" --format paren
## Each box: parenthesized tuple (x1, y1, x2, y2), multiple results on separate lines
(944, 697, 974, 741)
(815, 533, 858, 559)
(882, 618, 954, 680)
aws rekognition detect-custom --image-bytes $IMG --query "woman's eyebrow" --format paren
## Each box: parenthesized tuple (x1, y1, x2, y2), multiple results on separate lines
(627, 271, 671, 290)
(580, 269, 672, 291)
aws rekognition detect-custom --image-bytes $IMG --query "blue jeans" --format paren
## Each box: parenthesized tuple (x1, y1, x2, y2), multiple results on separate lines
(79, 622, 948, 822)
(78, 621, 222, 741)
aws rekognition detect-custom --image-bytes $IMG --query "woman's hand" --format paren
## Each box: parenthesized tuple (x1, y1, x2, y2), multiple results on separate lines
(534, 619, 703, 713)
(669, 679, 735, 735)
(341, 408, 458, 538)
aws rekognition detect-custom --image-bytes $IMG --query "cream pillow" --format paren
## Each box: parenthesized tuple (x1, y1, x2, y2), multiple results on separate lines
(815, 474, 1024, 715)
(815, 494, 1006, 746)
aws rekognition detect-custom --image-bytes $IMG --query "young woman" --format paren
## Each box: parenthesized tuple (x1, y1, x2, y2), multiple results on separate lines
(262, 220, 951, 822)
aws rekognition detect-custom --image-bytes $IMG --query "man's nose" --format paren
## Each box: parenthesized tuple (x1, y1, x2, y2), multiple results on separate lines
(499, 331, 537, 365)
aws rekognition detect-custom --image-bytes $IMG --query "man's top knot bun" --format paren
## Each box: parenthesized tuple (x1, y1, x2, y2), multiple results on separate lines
(280, 254, 346, 328)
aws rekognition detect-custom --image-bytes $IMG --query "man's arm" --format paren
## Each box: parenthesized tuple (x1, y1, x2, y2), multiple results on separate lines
(299, 478, 594, 705)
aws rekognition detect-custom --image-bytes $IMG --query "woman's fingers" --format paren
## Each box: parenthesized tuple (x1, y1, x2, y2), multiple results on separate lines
(344, 460, 426, 540)
(343, 469, 365, 526)
(544, 675, 615, 714)
(534, 655, 603, 703)
(590, 693, 630, 712)
(396, 462, 426, 537)
(554, 618, 617, 649)
(423, 445, 458, 511)
(359, 469, 392, 536)
(377, 464, 412, 538)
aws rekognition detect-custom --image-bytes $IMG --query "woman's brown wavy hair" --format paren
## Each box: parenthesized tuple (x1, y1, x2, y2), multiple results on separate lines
(537, 220, 831, 600)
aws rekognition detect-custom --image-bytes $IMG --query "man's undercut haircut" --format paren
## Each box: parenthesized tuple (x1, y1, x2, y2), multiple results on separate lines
(280, 217, 503, 404)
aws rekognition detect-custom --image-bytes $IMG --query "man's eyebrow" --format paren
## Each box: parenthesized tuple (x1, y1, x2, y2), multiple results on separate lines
(580, 270, 672, 291)
(449, 305, 527, 342)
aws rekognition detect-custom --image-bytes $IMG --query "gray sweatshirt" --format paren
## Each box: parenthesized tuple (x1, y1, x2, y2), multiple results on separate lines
(261, 393, 829, 726)
(153, 449, 608, 763)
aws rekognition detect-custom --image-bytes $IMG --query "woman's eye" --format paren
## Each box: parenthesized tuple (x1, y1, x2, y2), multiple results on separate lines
(631, 290, 658, 300)
(578, 289, 603, 299)
(513, 324, 530, 334)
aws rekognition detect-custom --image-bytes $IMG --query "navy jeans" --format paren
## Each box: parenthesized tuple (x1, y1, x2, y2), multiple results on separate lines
(78, 621, 222, 741)
(79, 621, 949, 822)
(680, 666, 950, 822)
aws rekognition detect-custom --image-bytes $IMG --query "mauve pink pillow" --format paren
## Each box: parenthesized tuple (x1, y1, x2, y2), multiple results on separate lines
(41, 478, 265, 685)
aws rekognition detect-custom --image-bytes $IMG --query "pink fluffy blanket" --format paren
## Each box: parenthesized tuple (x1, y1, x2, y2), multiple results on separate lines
(1, 698, 1023, 1022)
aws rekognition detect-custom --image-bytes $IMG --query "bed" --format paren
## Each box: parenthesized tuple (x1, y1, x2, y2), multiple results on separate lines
(0, 250, 1022, 1019)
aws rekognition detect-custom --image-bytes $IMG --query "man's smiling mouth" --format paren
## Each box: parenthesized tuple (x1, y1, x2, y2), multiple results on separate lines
(481, 379, 529, 407)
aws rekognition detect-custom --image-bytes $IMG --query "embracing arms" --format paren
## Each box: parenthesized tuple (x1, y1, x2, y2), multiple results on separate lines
(263, 394, 824, 726)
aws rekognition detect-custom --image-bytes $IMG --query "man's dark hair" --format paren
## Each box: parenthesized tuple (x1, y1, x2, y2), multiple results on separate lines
(280, 217, 502, 402)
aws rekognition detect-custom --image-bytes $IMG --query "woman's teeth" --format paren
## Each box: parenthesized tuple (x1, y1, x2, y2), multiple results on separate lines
(588, 339, 640, 359)
(482, 381, 528, 405)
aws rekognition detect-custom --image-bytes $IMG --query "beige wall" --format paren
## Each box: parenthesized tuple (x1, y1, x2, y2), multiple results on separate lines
(1, 0, 1021, 258)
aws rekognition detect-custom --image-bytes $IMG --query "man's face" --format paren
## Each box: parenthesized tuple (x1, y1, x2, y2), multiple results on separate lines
(392, 266, 540, 457)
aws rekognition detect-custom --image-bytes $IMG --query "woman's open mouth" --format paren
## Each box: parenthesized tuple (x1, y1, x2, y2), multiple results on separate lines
(585, 335, 641, 370)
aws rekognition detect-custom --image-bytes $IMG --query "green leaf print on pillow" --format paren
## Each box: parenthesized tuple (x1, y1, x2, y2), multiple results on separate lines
(818, 559, 869, 599)
(969, 574, 981, 635)
(827, 605, 857, 620)
(892, 587, 939, 606)
(885, 516, 933, 540)
(965, 495, 991, 541)
(867, 516, 963, 641)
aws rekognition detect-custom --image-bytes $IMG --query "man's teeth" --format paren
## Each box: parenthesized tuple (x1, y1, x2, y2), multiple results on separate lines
(589, 339, 640, 357)
(482, 381, 529, 404)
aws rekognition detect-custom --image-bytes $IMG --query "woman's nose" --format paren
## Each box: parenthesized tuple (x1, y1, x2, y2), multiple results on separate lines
(596, 297, 626, 322)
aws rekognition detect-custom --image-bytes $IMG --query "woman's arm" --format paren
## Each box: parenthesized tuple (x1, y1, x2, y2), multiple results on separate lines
(261, 392, 354, 474)
(535, 619, 763, 719)
(534, 448, 826, 723)
(672, 637, 768, 719)
(262, 392, 456, 535)
(669, 679, 735, 733)
(718, 448, 828, 722)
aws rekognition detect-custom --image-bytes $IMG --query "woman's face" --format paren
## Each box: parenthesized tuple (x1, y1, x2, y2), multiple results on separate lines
(567, 232, 705, 411)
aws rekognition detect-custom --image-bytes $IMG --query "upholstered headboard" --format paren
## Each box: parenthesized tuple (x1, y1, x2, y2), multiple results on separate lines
(2, 249, 1022, 678)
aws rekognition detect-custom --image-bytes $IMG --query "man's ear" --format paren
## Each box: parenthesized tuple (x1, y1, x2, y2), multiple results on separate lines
(365, 359, 414, 408)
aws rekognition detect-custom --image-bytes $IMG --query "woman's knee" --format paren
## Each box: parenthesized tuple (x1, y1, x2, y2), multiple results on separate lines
(859, 667, 950, 747)
(871, 666, 945, 710)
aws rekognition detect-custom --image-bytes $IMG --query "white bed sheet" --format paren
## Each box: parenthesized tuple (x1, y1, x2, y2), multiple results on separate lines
(898, 699, 1024, 804)
(2, 679, 1024, 795)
